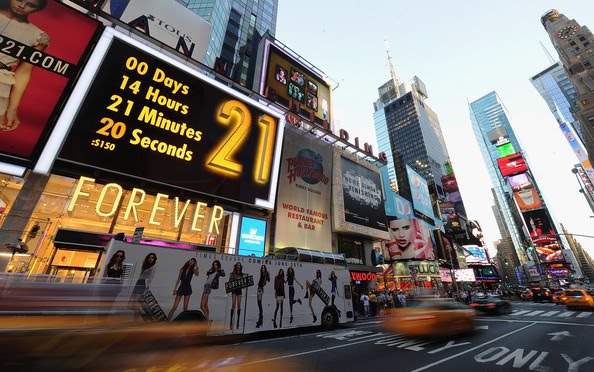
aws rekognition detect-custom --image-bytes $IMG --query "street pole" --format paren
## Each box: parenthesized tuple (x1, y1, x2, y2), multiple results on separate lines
(448, 246, 460, 296)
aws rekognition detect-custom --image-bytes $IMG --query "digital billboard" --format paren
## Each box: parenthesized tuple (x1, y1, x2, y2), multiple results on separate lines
(274, 125, 332, 250)
(340, 156, 386, 231)
(386, 216, 435, 260)
(0, 0, 101, 165)
(522, 209, 555, 238)
(513, 188, 542, 211)
(461, 245, 490, 265)
(441, 173, 458, 193)
(259, 40, 332, 131)
(496, 142, 515, 158)
(406, 165, 435, 225)
(497, 153, 527, 177)
(454, 269, 476, 282)
(237, 217, 267, 257)
(508, 173, 532, 191)
(76, 0, 211, 62)
(58, 33, 283, 209)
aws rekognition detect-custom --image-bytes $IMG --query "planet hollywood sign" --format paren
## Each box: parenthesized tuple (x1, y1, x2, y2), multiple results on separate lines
(350, 271, 377, 281)
(285, 113, 387, 164)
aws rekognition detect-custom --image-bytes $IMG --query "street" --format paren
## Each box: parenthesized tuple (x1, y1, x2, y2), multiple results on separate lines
(214, 301, 594, 371)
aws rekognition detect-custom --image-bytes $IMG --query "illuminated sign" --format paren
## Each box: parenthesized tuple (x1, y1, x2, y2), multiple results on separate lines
(406, 165, 435, 226)
(496, 142, 516, 158)
(58, 35, 283, 208)
(67, 176, 224, 233)
(508, 173, 532, 191)
(441, 174, 458, 193)
(350, 271, 377, 281)
(440, 268, 452, 282)
(261, 40, 332, 131)
(462, 245, 490, 265)
(0, 0, 101, 165)
(454, 269, 476, 282)
(237, 217, 267, 257)
(497, 153, 527, 177)
(513, 188, 542, 211)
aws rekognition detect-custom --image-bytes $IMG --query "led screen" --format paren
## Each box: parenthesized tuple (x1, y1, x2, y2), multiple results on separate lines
(497, 153, 527, 177)
(237, 217, 267, 257)
(461, 245, 490, 265)
(513, 188, 542, 211)
(58, 37, 282, 208)
(496, 142, 516, 158)
(261, 40, 332, 130)
(441, 174, 458, 193)
(508, 173, 532, 191)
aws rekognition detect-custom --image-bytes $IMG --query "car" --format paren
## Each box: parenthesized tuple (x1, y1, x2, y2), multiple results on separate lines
(564, 289, 594, 310)
(552, 290, 568, 305)
(531, 288, 553, 303)
(519, 289, 533, 301)
(470, 295, 512, 315)
(382, 299, 476, 338)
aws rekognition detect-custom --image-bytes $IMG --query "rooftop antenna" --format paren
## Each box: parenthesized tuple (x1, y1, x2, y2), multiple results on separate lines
(385, 38, 401, 97)
(540, 41, 557, 65)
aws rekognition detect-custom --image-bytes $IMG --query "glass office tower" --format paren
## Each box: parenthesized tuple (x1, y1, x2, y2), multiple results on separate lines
(184, 0, 278, 87)
(469, 92, 551, 265)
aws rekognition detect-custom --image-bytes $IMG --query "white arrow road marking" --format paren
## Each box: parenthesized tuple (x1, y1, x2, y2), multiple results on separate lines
(547, 331, 574, 341)
(475, 325, 489, 330)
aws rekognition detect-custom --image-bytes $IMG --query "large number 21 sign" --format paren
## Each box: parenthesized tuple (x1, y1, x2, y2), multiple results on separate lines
(58, 35, 282, 208)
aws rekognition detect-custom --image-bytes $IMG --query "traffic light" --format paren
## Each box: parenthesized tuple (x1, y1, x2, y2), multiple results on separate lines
(503, 259, 510, 266)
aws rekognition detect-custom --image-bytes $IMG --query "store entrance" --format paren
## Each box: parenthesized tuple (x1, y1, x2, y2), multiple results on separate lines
(49, 266, 95, 284)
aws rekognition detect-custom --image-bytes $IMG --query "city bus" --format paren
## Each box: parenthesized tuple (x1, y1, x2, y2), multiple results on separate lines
(102, 240, 355, 335)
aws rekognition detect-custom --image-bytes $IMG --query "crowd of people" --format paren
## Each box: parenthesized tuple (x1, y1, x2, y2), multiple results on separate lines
(352, 289, 408, 317)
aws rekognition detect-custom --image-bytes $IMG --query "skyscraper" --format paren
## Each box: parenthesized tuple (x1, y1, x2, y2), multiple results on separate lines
(541, 9, 594, 165)
(531, 62, 584, 144)
(469, 92, 572, 285)
(183, 0, 278, 87)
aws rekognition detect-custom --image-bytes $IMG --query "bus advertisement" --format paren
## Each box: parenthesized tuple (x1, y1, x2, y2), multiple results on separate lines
(102, 240, 353, 335)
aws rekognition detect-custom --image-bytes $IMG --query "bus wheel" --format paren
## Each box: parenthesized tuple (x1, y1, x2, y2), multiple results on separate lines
(321, 309, 338, 329)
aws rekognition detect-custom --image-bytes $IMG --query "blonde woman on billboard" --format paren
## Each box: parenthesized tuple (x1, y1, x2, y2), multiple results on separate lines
(0, 0, 50, 131)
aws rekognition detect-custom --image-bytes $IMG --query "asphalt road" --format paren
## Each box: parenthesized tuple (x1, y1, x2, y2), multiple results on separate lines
(218, 301, 594, 372)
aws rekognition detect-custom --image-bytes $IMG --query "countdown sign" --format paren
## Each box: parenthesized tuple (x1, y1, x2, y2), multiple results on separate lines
(58, 31, 284, 209)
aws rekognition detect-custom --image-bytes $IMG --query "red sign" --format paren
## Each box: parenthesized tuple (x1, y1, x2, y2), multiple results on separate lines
(497, 153, 527, 177)
(350, 271, 377, 281)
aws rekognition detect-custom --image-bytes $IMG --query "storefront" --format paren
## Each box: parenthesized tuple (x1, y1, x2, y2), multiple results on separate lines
(388, 260, 443, 292)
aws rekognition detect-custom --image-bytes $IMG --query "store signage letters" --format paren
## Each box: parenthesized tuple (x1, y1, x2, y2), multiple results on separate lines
(67, 176, 224, 233)
(350, 271, 377, 281)
(284, 112, 387, 164)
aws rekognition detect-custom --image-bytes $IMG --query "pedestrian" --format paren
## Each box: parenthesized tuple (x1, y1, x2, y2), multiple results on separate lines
(361, 292, 370, 316)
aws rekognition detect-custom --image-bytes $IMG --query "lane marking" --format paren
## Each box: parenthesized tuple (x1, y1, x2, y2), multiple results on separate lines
(235, 333, 398, 366)
(558, 311, 575, 318)
(524, 310, 545, 316)
(541, 311, 560, 317)
(477, 318, 594, 327)
(577, 312, 593, 318)
(410, 322, 536, 372)
(511, 310, 529, 316)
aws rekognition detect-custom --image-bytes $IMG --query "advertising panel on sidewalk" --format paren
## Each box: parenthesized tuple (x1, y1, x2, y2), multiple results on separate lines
(274, 125, 332, 250)
(0, 0, 101, 165)
(58, 31, 284, 209)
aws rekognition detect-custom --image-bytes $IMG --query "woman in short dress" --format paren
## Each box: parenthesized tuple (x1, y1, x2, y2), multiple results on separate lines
(286, 267, 302, 323)
(255, 265, 270, 328)
(273, 268, 286, 328)
(200, 260, 225, 320)
(228, 262, 245, 330)
(128, 252, 157, 320)
(167, 258, 199, 320)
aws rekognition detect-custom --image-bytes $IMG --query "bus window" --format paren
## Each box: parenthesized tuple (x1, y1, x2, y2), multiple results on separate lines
(344, 284, 352, 300)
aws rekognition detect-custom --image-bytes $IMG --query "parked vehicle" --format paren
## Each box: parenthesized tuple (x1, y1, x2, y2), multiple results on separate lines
(565, 289, 594, 310)
(470, 295, 512, 315)
(531, 288, 553, 303)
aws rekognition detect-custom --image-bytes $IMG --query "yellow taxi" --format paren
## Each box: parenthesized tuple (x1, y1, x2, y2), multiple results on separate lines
(564, 289, 594, 310)
(382, 299, 476, 338)
(552, 290, 567, 305)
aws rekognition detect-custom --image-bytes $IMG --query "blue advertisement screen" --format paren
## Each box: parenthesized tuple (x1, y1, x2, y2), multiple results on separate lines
(238, 217, 267, 257)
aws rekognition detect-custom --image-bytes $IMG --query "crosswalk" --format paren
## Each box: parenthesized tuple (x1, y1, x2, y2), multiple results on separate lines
(511, 308, 592, 319)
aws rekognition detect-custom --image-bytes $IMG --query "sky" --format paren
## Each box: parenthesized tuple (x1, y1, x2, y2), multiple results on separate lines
(276, 1, 594, 258)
